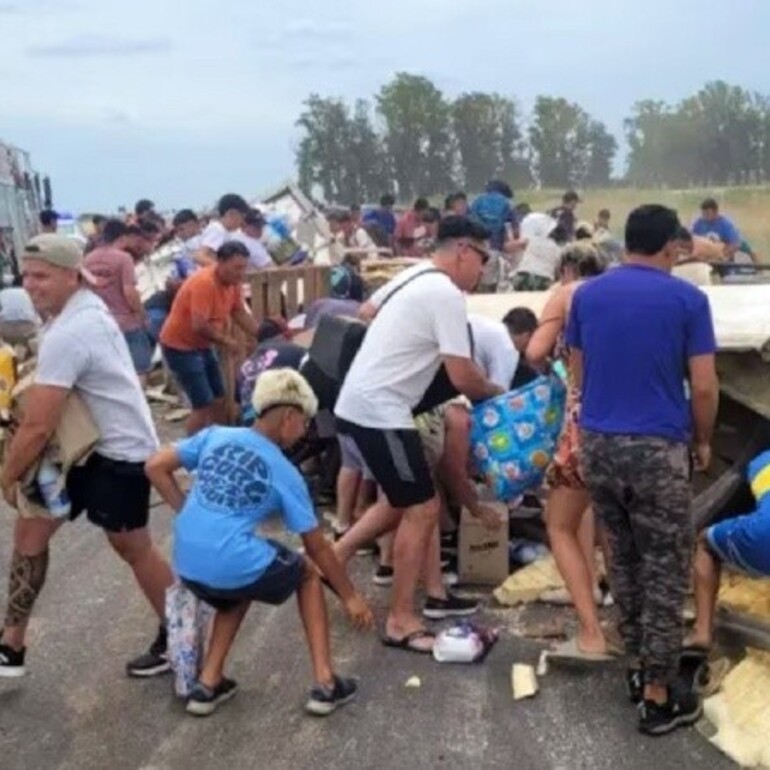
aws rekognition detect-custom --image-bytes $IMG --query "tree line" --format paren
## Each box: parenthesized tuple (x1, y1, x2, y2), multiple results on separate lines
(295, 74, 770, 203)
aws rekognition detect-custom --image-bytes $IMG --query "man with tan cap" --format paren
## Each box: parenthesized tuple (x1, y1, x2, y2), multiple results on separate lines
(0, 235, 174, 679)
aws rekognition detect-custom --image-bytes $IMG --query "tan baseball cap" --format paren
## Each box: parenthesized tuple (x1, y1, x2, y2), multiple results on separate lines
(22, 234, 96, 284)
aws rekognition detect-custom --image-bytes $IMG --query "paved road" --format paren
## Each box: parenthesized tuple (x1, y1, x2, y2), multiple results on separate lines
(0, 421, 735, 769)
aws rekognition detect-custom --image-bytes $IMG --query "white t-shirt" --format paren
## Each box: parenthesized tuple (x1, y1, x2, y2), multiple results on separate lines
(468, 314, 518, 390)
(199, 221, 235, 254)
(335, 263, 471, 429)
(520, 212, 557, 240)
(232, 230, 274, 269)
(516, 236, 563, 279)
(0, 288, 38, 323)
(351, 227, 378, 259)
(35, 289, 159, 462)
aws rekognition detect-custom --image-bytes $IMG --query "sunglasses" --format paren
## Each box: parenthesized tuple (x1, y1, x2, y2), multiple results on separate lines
(462, 241, 491, 266)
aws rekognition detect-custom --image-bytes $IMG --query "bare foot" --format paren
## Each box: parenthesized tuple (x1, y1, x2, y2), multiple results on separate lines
(576, 631, 612, 656)
(385, 615, 435, 653)
(682, 633, 711, 650)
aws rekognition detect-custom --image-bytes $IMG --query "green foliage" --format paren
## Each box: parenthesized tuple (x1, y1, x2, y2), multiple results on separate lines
(625, 81, 770, 186)
(294, 75, 770, 203)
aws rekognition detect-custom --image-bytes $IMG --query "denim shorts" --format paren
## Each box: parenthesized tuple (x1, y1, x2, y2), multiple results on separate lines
(124, 328, 154, 375)
(162, 345, 225, 409)
(146, 307, 168, 346)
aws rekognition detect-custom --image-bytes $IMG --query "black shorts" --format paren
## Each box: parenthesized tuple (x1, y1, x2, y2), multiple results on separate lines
(66, 453, 151, 533)
(182, 541, 305, 612)
(336, 418, 435, 509)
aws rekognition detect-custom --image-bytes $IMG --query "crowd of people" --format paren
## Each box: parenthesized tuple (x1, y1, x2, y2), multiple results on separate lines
(0, 182, 764, 741)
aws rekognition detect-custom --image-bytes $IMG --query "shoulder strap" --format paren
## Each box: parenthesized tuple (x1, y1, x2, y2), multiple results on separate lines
(377, 268, 444, 312)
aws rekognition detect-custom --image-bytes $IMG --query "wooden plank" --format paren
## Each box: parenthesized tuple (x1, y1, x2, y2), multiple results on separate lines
(267, 273, 283, 317)
(248, 272, 268, 319)
(286, 275, 300, 318)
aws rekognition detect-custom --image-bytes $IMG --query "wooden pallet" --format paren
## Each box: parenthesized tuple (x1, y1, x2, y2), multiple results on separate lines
(247, 265, 331, 319)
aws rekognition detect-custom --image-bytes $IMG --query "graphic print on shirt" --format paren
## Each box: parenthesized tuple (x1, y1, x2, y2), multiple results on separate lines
(195, 443, 273, 512)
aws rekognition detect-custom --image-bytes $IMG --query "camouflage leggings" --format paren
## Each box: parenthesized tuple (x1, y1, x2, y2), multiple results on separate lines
(580, 431, 693, 685)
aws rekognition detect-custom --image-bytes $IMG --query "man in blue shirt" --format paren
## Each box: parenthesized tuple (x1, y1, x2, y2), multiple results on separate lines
(691, 198, 741, 257)
(470, 180, 516, 252)
(567, 204, 719, 737)
(362, 194, 397, 247)
(146, 369, 373, 717)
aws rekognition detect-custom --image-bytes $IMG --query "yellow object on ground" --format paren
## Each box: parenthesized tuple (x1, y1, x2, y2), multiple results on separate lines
(718, 573, 770, 620)
(703, 649, 770, 767)
(511, 664, 538, 700)
(493, 556, 565, 606)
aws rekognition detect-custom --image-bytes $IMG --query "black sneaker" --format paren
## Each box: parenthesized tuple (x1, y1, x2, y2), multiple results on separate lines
(423, 593, 479, 620)
(0, 643, 26, 678)
(440, 531, 458, 554)
(186, 677, 239, 717)
(638, 691, 703, 736)
(626, 667, 644, 705)
(126, 626, 171, 678)
(305, 676, 358, 716)
(373, 565, 394, 586)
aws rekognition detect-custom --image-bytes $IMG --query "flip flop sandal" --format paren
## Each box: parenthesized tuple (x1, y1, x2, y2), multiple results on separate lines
(680, 644, 711, 659)
(381, 629, 436, 655)
(548, 637, 619, 664)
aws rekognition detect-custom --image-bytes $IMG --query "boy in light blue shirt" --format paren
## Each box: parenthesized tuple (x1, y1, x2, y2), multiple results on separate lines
(146, 369, 373, 717)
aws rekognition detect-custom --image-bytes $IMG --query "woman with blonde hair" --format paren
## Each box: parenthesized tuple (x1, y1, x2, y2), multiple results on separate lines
(526, 250, 614, 661)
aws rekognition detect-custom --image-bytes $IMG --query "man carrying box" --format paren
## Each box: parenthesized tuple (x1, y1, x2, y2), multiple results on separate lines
(0, 235, 174, 679)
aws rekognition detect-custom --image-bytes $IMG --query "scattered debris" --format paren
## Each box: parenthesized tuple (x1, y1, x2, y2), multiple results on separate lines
(493, 556, 565, 607)
(164, 408, 191, 423)
(702, 649, 770, 767)
(405, 675, 422, 689)
(511, 664, 538, 700)
(536, 651, 549, 677)
(145, 387, 181, 406)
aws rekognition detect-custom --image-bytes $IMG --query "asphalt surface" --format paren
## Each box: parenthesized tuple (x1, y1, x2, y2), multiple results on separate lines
(0, 418, 736, 770)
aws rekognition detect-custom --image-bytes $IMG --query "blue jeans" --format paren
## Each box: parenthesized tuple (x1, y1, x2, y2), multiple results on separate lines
(162, 346, 224, 409)
(124, 329, 153, 375)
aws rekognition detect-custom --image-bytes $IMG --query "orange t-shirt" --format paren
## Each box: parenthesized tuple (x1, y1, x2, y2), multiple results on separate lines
(160, 265, 242, 351)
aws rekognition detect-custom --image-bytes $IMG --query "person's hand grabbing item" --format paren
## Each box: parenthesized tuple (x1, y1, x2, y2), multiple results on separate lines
(472, 503, 503, 532)
(694, 442, 712, 472)
(344, 593, 374, 630)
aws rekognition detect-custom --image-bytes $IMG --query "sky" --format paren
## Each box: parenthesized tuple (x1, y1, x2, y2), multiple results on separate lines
(1, 0, 769, 213)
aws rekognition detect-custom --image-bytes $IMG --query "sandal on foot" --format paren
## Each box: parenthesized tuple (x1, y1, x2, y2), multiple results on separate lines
(681, 643, 711, 659)
(381, 630, 436, 655)
(549, 637, 619, 664)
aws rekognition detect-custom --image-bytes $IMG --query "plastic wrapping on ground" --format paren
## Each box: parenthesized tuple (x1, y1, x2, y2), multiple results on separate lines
(165, 582, 215, 698)
(432, 621, 500, 663)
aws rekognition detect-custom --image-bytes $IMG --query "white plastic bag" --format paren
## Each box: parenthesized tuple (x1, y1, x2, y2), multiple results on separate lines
(165, 582, 215, 698)
(432, 621, 499, 664)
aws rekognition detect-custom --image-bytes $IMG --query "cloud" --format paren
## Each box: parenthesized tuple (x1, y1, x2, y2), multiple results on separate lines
(1, 0, 79, 11)
(27, 35, 172, 58)
(282, 18, 350, 40)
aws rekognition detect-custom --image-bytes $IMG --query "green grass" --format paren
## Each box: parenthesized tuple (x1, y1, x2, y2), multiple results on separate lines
(519, 187, 770, 256)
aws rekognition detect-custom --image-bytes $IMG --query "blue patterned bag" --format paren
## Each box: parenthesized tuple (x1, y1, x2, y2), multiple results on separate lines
(470, 374, 567, 501)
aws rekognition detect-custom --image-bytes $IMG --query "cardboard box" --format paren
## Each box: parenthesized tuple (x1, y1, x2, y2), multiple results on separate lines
(458, 504, 510, 586)
(13, 374, 100, 468)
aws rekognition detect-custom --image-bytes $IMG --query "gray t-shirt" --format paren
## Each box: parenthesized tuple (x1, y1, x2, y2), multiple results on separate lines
(35, 289, 159, 462)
